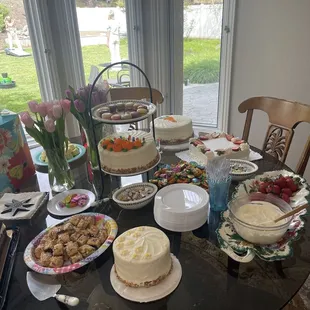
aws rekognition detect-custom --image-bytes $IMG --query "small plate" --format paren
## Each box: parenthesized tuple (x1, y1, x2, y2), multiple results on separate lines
(33, 144, 86, 167)
(110, 254, 182, 303)
(229, 159, 258, 181)
(24, 213, 118, 275)
(47, 189, 95, 216)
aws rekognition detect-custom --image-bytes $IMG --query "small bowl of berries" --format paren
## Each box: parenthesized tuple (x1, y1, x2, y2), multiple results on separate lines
(251, 174, 302, 203)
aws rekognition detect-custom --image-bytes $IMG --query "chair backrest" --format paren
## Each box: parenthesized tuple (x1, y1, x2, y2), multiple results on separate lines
(238, 97, 310, 176)
(110, 87, 164, 105)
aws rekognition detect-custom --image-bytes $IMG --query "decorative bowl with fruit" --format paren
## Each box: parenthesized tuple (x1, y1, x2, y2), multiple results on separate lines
(216, 170, 309, 262)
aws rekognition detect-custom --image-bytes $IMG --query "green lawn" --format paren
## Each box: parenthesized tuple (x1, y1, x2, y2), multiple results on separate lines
(0, 38, 220, 113)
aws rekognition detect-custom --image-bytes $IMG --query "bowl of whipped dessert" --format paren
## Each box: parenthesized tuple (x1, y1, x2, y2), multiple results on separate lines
(228, 193, 292, 245)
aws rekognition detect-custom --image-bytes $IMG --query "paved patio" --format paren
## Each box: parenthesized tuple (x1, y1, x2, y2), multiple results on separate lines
(183, 82, 219, 127)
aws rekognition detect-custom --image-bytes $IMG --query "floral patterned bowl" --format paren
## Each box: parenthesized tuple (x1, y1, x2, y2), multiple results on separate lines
(216, 170, 310, 263)
(24, 213, 118, 274)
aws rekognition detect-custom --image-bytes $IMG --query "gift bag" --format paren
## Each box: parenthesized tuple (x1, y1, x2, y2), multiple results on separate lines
(0, 111, 35, 194)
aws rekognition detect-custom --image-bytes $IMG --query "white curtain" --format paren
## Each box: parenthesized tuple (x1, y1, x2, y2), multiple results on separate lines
(24, 0, 84, 138)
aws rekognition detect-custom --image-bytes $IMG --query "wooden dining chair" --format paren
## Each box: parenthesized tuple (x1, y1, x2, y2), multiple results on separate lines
(110, 87, 164, 105)
(238, 97, 310, 176)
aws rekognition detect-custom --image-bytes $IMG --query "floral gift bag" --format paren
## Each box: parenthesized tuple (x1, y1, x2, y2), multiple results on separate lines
(0, 112, 35, 195)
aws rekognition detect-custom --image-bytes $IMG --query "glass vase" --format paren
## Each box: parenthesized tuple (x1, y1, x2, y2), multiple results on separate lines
(45, 148, 75, 193)
(83, 122, 114, 199)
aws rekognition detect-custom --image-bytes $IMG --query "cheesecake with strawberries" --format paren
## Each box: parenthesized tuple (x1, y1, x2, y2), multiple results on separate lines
(189, 132, 250, 164)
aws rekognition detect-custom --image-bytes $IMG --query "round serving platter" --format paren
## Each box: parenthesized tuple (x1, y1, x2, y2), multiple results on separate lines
(91, 99, 157, 125)
(24, 213, 118, 275)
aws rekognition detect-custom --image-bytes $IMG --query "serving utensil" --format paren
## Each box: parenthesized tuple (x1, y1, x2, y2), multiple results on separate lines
(274, 204, 309, 223)
(26, 272, 79, 306)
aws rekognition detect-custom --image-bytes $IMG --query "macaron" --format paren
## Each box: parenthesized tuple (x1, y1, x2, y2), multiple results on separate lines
(125, 102, 134, 110)
(133, 103, 140, 111)
(137, 108, 148, 115)
(99, 107, 110, 114)
(138, 105, 148, 110)
(121, 113, 132, 120)
(116, 102, 125, 111)
(130, 111, 141, 118)
(101, 113, 112, 120)
(111, 114, 121, 121)
(109, 104, 117, 113)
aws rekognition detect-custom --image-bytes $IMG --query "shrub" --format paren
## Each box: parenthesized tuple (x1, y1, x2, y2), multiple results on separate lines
(0, 4, 9, 32)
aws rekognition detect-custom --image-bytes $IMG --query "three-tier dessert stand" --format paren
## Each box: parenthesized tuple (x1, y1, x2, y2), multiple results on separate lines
(87, 61, 159, 200)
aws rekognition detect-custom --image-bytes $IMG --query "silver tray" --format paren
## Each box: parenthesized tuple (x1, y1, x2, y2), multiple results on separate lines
(91, 99, 157, 125)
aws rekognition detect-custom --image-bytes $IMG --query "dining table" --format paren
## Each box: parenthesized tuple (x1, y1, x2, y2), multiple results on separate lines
(2, 146, 310, 310)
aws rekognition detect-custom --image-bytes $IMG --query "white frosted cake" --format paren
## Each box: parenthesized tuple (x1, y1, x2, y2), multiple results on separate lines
(189, 132, 250, 164)
(113, 226, 172, 287)
(98, 131, 160, 174)
(152, 115, 193, 145)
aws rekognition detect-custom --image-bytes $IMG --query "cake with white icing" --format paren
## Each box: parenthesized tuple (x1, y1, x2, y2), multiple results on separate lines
(189, 132, 250, 164)
(152, 115, 193, 145)
(98, 131, 160, 174)
(112, 226, 172, 287)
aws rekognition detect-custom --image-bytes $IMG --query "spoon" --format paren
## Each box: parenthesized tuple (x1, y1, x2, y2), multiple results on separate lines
(274, 204, 309, 223)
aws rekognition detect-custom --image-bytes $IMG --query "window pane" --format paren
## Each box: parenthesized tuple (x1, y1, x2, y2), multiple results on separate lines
(183, 0, 223, 128)
(0, 2, 41, 113)
(76, 0, 129, 86)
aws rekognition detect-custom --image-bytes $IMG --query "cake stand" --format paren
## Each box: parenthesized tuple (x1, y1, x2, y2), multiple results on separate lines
(87, 61, 159, 200)
(110, 254, 182, 303)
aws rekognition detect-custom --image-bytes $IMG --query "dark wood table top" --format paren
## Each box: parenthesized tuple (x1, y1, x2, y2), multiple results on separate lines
(3, 146, 310, 310)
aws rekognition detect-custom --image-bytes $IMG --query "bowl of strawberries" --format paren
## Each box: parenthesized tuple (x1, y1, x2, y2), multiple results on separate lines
(252, 174, 301, 203)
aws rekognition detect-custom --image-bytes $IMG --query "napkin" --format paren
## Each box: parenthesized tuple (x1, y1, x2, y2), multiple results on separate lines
(0, 192, 46, 220)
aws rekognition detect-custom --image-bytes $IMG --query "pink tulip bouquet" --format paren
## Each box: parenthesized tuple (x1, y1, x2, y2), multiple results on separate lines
(65, 84, 111, 198)
(20, 100, 75, 192)
(65, 84, 111, 168)
(65, 84, 109, 129)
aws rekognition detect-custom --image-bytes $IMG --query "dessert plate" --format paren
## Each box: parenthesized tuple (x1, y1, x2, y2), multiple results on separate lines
(110, 254, 182, 303)
(47, 189, 95, 217)
(24, 213, 118, 275)
(154, 184, 209, 232)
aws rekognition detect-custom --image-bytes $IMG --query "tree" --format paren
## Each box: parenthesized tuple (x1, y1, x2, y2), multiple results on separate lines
(0, 4, 9, 32)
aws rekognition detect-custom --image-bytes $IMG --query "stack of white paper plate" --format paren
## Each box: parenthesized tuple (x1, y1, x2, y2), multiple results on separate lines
(154, 184, 209, 232)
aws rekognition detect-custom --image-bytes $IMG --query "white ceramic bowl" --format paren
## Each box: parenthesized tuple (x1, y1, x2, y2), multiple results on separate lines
(229, 159, 258, 181)
(112, 182, 157, 210)
(154, 184, 209, 232)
